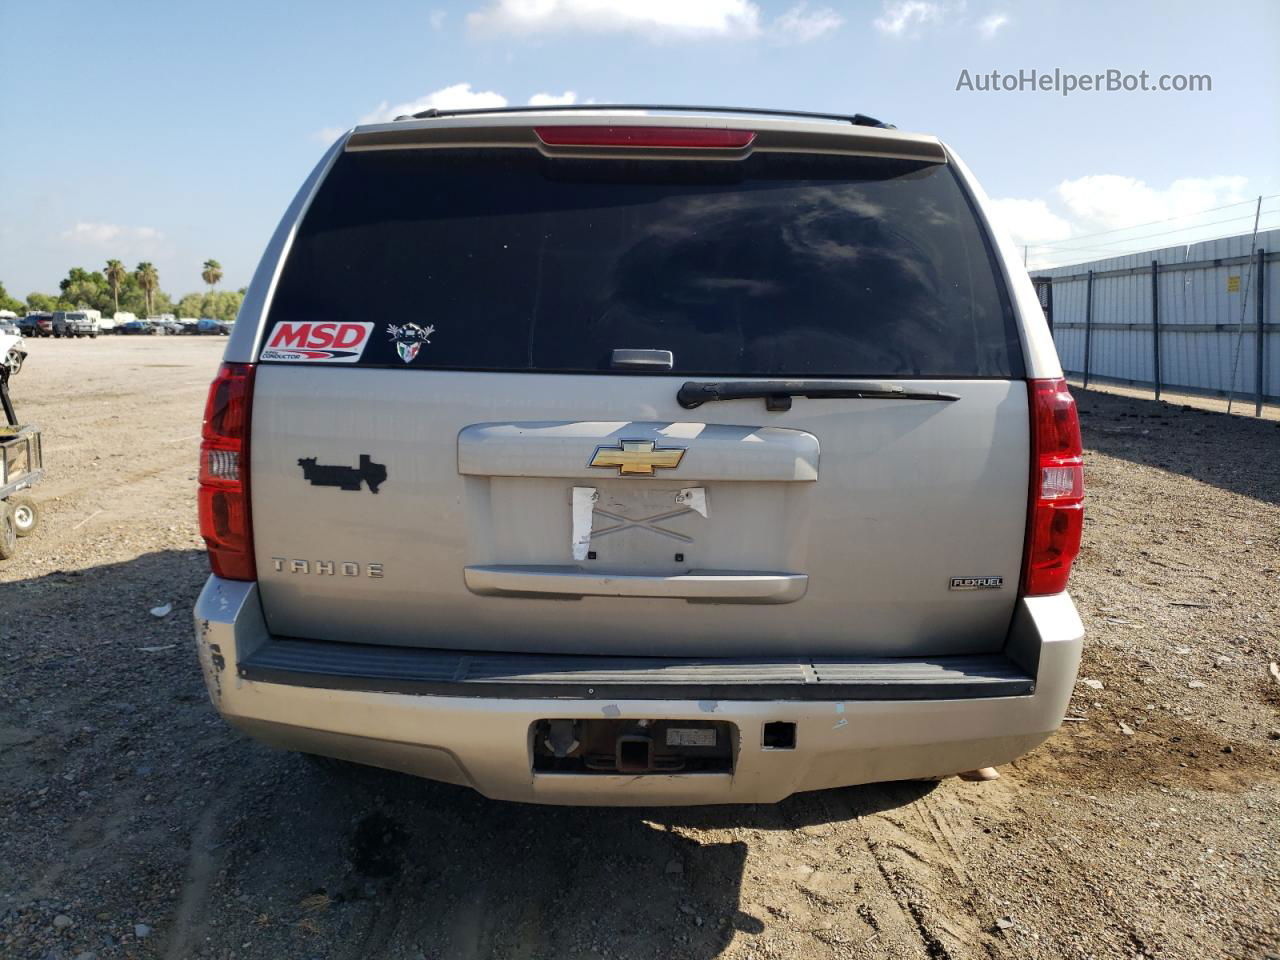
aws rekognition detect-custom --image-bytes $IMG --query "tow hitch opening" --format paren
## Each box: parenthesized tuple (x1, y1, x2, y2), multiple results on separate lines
(762, 721, 797, 750)
(531, 718, 736, 774)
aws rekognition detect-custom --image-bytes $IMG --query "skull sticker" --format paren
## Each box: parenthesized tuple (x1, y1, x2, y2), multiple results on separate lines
(386, 323, 435, 364)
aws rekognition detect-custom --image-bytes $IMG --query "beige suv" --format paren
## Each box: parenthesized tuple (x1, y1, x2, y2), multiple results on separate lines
(193, 105, 1085, 805)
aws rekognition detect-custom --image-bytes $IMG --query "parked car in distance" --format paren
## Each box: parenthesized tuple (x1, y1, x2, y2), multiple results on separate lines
(141, 314, 179, 336)
(0, 318, 18, 337)
(120, 319, 154, 335)
(194, 105, 1086, 807)
(51, 310, 99, 338)
(196, 316, 231, 335)
(177, 317, 200, 334)
(21, 314, 53, 338)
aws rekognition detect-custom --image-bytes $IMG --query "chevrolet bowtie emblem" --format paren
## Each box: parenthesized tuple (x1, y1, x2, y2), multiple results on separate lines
(588, 439, 686, 476)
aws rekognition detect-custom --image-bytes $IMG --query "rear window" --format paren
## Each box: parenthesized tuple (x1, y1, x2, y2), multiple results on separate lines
(264, 148, 1022, 377)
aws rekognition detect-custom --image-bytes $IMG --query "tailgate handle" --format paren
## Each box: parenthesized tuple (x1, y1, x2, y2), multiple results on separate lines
(464, 565, 807, 604)
(612, 348, 673, 371)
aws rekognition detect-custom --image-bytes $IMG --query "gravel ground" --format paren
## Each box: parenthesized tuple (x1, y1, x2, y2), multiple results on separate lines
(1065, 376, 1280, 423)
(1, 337, 1277, 960)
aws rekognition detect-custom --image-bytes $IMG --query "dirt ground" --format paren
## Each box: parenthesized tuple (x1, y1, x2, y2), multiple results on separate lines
(1, 337, 1277, 960)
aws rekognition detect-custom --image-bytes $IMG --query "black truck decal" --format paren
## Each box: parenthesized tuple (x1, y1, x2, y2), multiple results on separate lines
(297, 455, 387, 494)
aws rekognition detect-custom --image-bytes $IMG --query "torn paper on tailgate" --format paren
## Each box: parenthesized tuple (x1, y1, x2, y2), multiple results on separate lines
(571, 486, 599, 561)
(675, 487, 708, 518)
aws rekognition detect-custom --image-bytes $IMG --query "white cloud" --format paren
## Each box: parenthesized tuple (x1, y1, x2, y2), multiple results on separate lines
(995, 174, 1257, 267)
(873, 0, 943, 35)
(773, 3, 843, 42)
(61, 222, 164, 247)
(429, 9, 447, 29)
(988, 198, 1073, 250)
(314, 83, 597, 140)
(1054, 174, 1249, 230)
(977, 12, 1008, 37)
(467, 0, 762, 38)
(468, 0, 843, 43)
(357, 82, 509, 125)
(528, 90, 578, 106)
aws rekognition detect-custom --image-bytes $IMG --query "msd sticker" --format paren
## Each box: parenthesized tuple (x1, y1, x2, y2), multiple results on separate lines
(259, 322, 373, 363)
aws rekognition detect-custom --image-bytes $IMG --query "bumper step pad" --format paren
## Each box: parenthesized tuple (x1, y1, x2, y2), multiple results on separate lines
(239, 639, 1033, 701)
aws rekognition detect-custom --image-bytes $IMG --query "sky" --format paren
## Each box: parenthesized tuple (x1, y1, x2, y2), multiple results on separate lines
(1, 0, 1278, 298)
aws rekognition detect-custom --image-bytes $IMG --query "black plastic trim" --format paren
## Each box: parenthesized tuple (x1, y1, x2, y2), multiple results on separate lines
(942, 160, 1028, 382)
(238, 638, 1034, 701)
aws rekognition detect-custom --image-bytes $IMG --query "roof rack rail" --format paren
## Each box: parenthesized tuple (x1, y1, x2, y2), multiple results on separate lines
(395, 103, 895, 129)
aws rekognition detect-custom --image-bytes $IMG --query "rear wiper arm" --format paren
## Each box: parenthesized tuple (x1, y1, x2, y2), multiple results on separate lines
(677, 380, 961, 411)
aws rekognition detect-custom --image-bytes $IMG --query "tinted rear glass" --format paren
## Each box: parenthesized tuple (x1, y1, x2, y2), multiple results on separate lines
(265, 148, 1022, 377)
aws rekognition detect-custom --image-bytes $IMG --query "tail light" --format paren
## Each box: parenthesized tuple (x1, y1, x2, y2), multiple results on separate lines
(534, 126, 756, 149)
(199, 363, 256, 580)
(1022, 378, 1084, 595)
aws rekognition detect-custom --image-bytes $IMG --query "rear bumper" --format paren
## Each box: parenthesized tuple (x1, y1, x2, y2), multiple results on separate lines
(194, 577, 1083, 806)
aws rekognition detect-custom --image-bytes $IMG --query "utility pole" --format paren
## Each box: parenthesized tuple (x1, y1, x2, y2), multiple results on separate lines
(1227, 195, 1263, 415)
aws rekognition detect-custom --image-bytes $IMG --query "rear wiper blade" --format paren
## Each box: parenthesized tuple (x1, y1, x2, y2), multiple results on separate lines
(676, 380, 961, 411)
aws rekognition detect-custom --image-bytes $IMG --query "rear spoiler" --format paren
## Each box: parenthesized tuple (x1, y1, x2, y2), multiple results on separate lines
(345, 111, 948, 164)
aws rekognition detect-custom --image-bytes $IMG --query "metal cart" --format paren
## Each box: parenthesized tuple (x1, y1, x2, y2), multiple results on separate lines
(0, 357, 43, 559)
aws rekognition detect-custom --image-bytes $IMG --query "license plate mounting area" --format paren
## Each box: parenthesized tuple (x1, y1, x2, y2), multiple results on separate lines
(531, 718, 736, 774)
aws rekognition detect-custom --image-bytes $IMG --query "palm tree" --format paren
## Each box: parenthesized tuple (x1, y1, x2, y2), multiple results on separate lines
(135, 262, 159, 317)
(104, 259, 127, 315)
(201, 258, 223, 291)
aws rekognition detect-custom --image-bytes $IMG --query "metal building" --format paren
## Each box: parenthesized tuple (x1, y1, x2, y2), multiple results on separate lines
(1032, 229, 1278, 412)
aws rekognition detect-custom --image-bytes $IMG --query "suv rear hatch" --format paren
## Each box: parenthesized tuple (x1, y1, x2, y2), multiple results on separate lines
(245, 119, 1029, 658)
